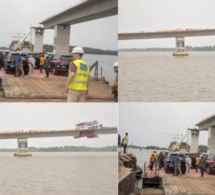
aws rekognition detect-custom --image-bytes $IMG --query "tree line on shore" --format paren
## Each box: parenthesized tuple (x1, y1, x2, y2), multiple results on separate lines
(119, 46, 215, 52)
(126, 145, 208, 152)
(0, 45, 118, 56)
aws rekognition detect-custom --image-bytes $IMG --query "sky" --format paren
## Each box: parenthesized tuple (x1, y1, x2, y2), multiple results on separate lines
(0, 103, 117, 149)
(118, 0, 215, 49)
(118, 103, 215, 148)
(0, 0, 117, 50)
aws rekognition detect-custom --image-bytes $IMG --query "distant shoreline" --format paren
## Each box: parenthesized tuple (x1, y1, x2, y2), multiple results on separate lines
(119, 46, 215, 52)
(0, 45, 118, 56)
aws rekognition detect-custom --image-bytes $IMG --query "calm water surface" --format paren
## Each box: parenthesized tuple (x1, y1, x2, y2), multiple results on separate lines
(119, 52, 215, 102)
(84, 54, 117, 85)
(0, 152, 117, 195)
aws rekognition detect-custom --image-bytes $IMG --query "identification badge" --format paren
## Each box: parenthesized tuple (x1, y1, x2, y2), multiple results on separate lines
(80, 64, 87, 71)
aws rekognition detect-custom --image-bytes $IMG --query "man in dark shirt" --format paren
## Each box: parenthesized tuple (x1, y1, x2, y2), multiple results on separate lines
(0, 51, 3, 70)
(199, 156, 206, 177)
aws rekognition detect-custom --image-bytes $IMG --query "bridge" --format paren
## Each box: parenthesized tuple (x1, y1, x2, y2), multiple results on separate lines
(0, 127, 117, 156)
(118, 29, 215, 40)
(31, 0, 117, 54)
(40, 0, 117, 29)
(118, 29, 215, 56)
(185, 115, 215, 157)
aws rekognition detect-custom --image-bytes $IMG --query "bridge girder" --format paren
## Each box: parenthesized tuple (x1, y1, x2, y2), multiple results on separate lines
(118, 29, 215, 40)
(40, 0, 118, 29)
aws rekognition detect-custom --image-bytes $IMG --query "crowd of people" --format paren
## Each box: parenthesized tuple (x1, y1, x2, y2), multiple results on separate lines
(13, 52, 49, 78)
(149, 151, 207, 177)
(0, 47, 118, 103)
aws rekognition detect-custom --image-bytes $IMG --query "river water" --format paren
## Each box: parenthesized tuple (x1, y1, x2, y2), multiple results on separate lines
(119, 52, 215, 102)
(0, 152, 117, 195)
(84, 54, 117, 85)
(119, 147, 155, 168)
(119, 148, 159, 187)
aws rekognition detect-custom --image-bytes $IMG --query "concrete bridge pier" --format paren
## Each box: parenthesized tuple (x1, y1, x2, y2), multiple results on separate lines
(33, 27, 44, 53)
(189, 128, 199, 153)
(208, 127, 215, 157)
(54, 25, 70, 55)
(14, 138, 32, 157)
(173, 37, 188, 56)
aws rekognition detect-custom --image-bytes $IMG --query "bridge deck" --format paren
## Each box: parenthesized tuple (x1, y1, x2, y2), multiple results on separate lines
(2, 77, 66, 99)
(0, 128, 117, 139)
(1, 77, 113, 101)
(142, 165, 215, 195)
(162, 176, 215, 194)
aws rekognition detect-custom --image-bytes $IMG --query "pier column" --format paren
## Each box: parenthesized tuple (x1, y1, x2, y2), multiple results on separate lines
(208, 127, 215, 157)
(189, 129, 199, 153)
(14, 138, 32, 157)
(173, 37, 188, 56)
(54, 25, 70, 55)
(33, 27, 44, 53)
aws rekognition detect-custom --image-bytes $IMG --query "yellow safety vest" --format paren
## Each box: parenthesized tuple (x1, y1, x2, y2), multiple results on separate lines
(123, 136, 128, 145)
(154, 152, 158, 159)
(69, 59, 90, 91)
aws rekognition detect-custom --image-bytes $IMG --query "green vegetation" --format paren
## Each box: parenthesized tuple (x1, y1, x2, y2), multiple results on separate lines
(198, 145, 208, 153)
(0, 47, 8, 50)
(121, 144, 208, 152)
(42, 44, 117, 55)
(0, 145, 117, 152)
(119, 46, 215, 52)
(0, 45, 117, 55)
(144, 145, 167, 150)
(119, 144, 167, 150)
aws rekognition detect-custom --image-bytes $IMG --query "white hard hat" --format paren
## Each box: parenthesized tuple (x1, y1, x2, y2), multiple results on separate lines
(71, 46, 84, 54)
(113, 61, 118, 67)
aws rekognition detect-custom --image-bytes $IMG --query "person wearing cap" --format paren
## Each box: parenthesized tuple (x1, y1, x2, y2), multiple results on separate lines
(39, 54, 45, 73)
(112, 61, 118, 102)
(66, 46, 90, 102)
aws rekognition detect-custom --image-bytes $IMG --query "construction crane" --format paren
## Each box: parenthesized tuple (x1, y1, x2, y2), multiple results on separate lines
(0, 32, 26, 41)
(159, 132, 185, 152)
(160, 132, 183, 143)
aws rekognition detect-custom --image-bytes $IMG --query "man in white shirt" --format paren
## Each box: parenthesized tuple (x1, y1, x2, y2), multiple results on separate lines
(28, 55, 35, 77)
(185, 155, 192, 176)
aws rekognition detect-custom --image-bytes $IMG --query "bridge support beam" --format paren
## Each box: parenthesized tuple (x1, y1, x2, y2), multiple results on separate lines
(14, 138, 32, 157)
(54, 25, 70, 55)
(173, 37, 188, 56)
(208, 127, 215, 157)
(189, 129, 199, 153)
(33, 27, 44, 53)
